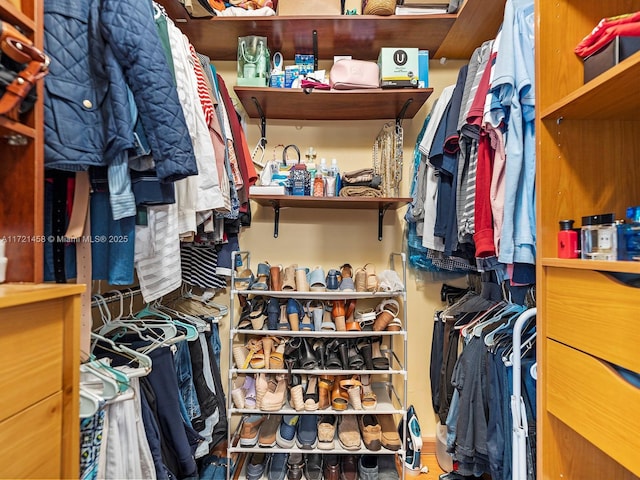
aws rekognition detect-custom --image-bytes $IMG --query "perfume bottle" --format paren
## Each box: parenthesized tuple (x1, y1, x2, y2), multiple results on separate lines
(557, 219, 579, 259)
(581, 213, 617, 260)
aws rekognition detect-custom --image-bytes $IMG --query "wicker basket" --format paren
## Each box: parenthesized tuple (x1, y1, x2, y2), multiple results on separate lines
(363, 0, 395, 15)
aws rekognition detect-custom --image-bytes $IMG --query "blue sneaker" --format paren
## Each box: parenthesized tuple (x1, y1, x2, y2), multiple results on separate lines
(245, 452, 267, 480)
(268, 453, 288, 480)
(296, 414, 318, 450)
(276, 415, 298, 448)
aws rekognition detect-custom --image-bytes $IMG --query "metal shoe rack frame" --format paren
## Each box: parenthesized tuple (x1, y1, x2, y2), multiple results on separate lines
(226, 251, 409, 479)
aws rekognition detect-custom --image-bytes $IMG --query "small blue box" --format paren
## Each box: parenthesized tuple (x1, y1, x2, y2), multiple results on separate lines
(295, 54, 315, 76)
(418, 50, 429, 88)
(270, 71, 284, 88)
(284, 65, 300, 88)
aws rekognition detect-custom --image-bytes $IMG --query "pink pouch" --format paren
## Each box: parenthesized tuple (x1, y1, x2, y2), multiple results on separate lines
(329, 59, 380, 90)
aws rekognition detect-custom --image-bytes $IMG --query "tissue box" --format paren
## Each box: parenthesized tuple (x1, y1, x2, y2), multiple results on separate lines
(278, 0, 341, 15)
(378, 47, 419, 88)
(583, 36, 640, 83)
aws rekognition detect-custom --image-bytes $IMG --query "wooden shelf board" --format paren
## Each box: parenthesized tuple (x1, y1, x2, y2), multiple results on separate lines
(250, 195, 412, 210)
(540, 51, 640, 121)
(0, 283, 86, 308)
(235, 87, 432, 120)
(0, 0, 35, 32)
(0, 116, 36, 140)
(435, 0, 506, 59)
(157, 0, 505, 61)
(541, 257, 640, 274)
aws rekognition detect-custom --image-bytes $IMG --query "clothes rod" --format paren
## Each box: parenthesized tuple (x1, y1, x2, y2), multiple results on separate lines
(91, 288, 141, 308)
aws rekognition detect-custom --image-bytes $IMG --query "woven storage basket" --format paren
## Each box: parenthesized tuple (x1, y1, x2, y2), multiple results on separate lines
(363, 0, 395, 15)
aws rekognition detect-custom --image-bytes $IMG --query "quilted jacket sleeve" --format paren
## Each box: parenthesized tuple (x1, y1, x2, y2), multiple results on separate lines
(100, 0, 198, 183)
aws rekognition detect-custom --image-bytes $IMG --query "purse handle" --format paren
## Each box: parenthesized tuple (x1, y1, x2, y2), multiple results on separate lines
(283, 144, 304, 168)
(0, 21, 50, 117)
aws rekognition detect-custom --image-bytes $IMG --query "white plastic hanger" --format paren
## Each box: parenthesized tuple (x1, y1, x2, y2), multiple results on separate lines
(79, 387, 102, 419)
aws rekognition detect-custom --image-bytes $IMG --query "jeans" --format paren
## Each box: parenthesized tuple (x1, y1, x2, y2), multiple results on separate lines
(174, 340, 202, 424)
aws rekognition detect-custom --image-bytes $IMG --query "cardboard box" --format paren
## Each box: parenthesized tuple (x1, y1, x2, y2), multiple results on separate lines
(278, 0, 342, 15)
(378, 47, 419, 88)
(583, 36, 640, 83)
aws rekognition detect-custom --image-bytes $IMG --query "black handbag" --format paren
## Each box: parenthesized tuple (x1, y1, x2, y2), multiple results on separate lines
(0, 20, 49, 119)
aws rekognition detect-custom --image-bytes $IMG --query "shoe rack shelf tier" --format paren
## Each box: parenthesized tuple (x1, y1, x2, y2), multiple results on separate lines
(249, 195, 413, 240)
(226, 252, 409, 477)
(155, 0, 506, 61)
(229, 381, 404, 416)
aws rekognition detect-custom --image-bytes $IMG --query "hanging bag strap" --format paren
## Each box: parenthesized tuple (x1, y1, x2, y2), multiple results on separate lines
(0, 21, 49, 117)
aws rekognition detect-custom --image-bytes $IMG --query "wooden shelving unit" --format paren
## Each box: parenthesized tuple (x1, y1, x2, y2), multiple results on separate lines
(536, 0, 640, 478)
(156, 0, 505, 61)
(0, 0, 44, 283)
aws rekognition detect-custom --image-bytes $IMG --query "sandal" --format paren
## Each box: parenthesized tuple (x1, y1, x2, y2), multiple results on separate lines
(339, 377, 363, 410)
(262, 336, 276, 369)
(255, 373, 268, 409)
(347, 340, 365, 370)
(249, 296, 268, 330)
(318, 375, 334, 410)
(231, 375, 246, 409)
(363, 263, 379, 292)
(305, 300, 325, 331)
(355, 308, 376, 331)
(320, 304, 336, 331)
(290, 383, 305, 411)
(252, 262, 271, 290)
(270, 338, 287, 370)
(261, 374, 288, 412)
(360, 374, 377, 410)
(267, 297, 280, 330)
(331, 300, 346, 332)
(304, 375, 320, 411)
(270, 264, 283, 291)
(243, 338, 263, 370)
(357, 338, 374, 370)
(282, 264, 298, 290)
(331, 375, 349, 411)
(233, 344, 248, 369)
(354, 267, 367, 292)
(277, 303, 290, 330)
(287, 298, 304, 331)
(371, 337, 390, 370)
(373, 298, 400, 332)
(234, 268, 254, 291)
(344, 299, 360, 331)
(249, 352, 265, 369)
(244, 375, 257, 408)
(339, 263, 355, 291)
(324, 339, 343, 370)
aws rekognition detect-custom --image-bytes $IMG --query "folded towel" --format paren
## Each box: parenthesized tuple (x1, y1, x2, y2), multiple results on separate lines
(342, 168, 374, 184)
(339, 186, 382, 197)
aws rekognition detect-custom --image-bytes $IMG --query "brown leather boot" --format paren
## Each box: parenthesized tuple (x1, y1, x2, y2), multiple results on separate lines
(323, 454, 340, 480)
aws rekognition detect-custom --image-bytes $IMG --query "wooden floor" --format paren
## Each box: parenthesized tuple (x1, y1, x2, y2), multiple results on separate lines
(407, 453, 446, 479)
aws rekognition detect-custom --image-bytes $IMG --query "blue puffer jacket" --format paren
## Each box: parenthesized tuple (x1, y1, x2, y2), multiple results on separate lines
(43, 0, 198, 183)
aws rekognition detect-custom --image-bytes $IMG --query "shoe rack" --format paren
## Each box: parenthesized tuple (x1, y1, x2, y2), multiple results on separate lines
(226, 251, 409, 479)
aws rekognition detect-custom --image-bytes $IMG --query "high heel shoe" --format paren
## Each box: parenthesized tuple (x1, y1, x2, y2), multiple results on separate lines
(313, 339, 326, 370)
(261, 374, 288, 412)
(360, 374, 377, 410)
(255, 373, 269, 410)
(332, 300, 346, 331)
(318, 375, 334, 410)
(304, 375, 319, 411)
(357, 338, 374, 370)
(289, 376, 305, 412)
(339, 376, 363, 410)
(269, 338, 287, 370)
(262, 336, 275, 370)
(298, 338, 318, 370)
(371, 337, 390, 370)
(287, 298, 304, 331)
(331, 375, 349, 411)
(324, 339, 342, 370)
(344, 299, 360, 331)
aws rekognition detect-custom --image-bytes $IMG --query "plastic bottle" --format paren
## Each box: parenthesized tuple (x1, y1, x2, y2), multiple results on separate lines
(319, 158, 329, 177)
(329, 158, 341, 194)
(313, 172, 325, 197)
(557, 219, 578, 259)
